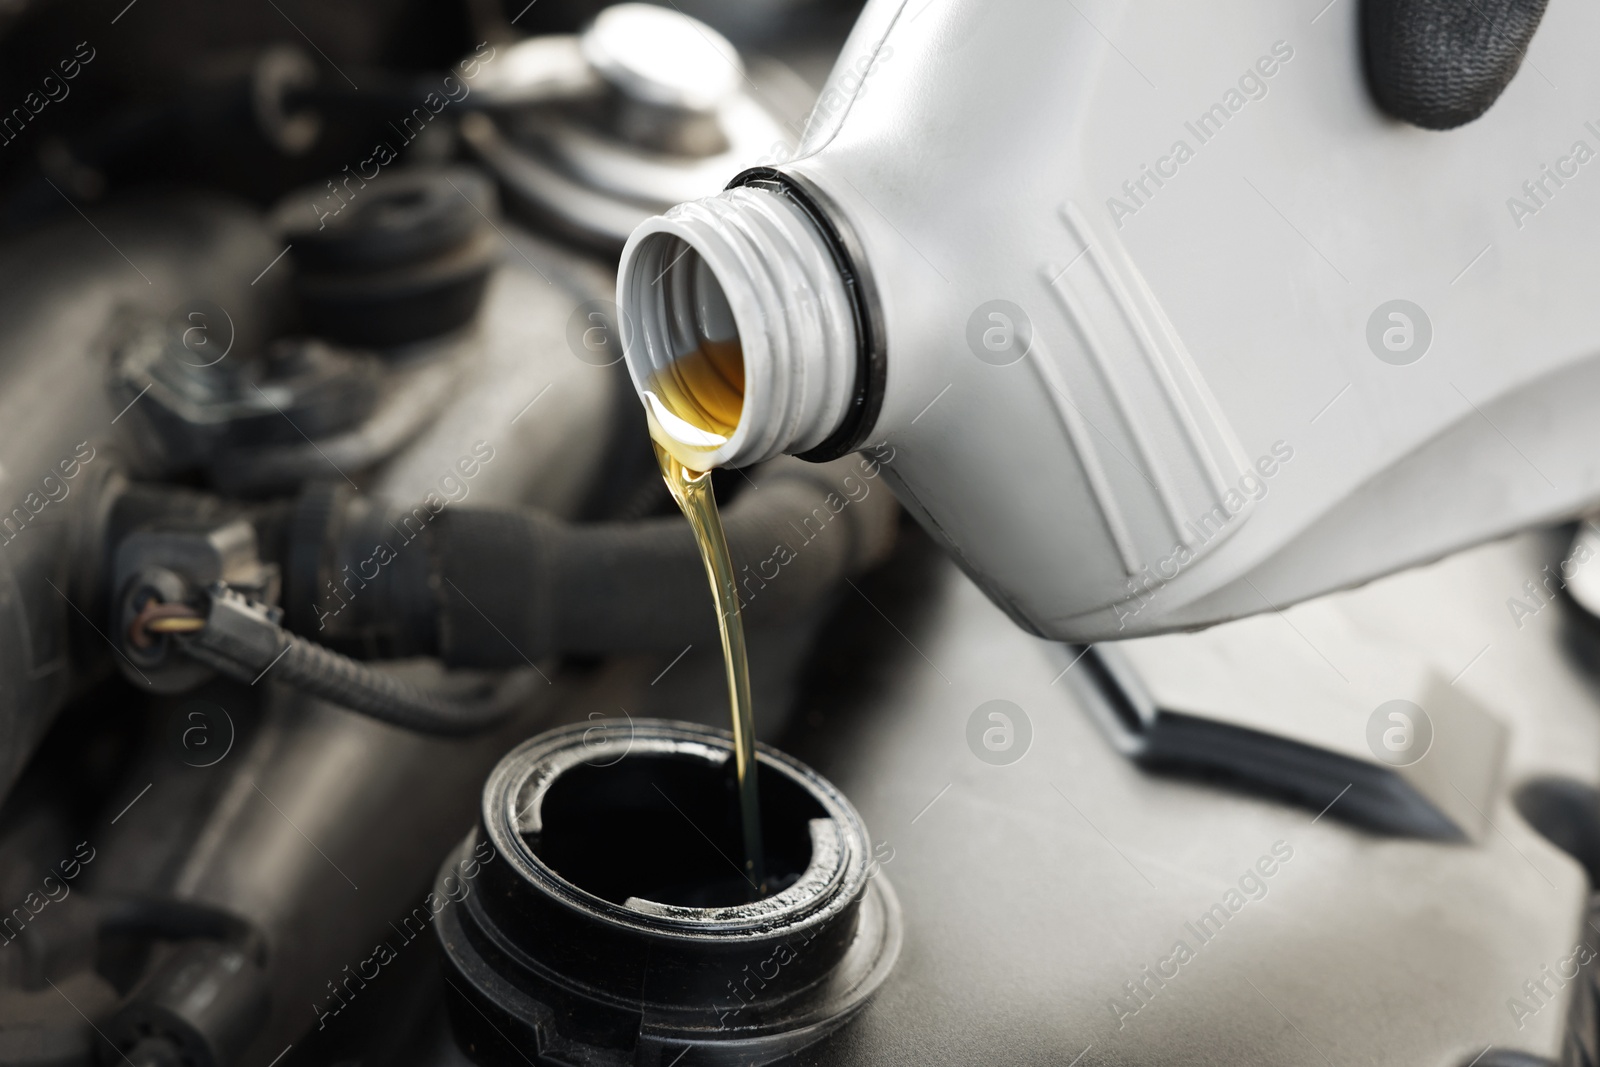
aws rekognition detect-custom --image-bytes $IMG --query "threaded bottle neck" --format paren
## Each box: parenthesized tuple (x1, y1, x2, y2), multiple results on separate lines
(618, 185, 858, 470)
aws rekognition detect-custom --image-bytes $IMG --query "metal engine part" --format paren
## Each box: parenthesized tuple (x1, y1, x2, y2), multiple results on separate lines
(463, 4, 811, 248)
(0, 196, 281, 805)
(76, 208, 625, 1067)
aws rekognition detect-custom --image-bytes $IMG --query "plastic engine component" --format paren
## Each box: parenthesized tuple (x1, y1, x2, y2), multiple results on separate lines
(435, 719, 901, 1067)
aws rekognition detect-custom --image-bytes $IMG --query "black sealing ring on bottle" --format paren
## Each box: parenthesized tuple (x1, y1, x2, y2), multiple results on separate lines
(725, 167, 887, 466)
(434, 719, 901, 1067)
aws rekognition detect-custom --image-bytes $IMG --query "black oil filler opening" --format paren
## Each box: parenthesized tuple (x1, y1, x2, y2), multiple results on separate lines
(531, 753, 825, 908)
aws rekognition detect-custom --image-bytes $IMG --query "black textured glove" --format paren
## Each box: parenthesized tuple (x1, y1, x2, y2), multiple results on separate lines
(1363, 0, 1550, 129)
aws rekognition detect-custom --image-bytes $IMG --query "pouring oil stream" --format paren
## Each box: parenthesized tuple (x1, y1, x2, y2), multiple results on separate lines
(646, 335, 766, 898)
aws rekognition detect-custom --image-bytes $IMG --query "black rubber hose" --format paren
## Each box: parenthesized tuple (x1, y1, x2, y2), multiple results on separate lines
(98, 895, 266, 963)
(300, 453, 901, 668)
(1363, 0, 1549, 129)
